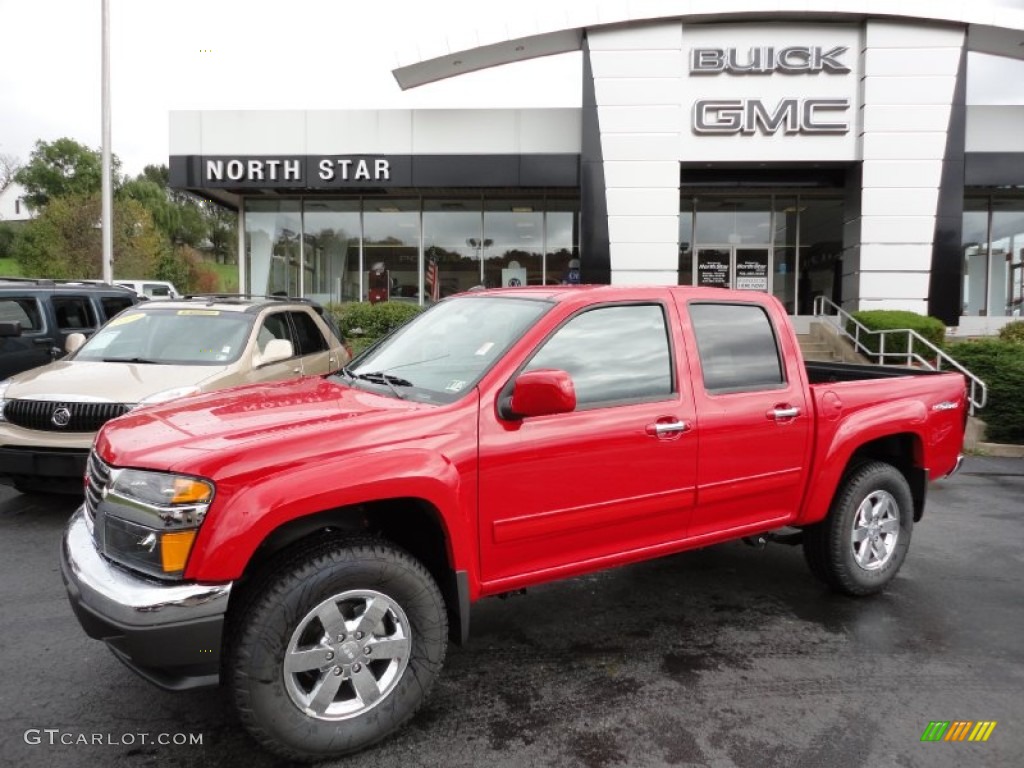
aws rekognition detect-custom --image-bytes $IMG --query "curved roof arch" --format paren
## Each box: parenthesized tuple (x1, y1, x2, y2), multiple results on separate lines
(392, 0, 1024, 89)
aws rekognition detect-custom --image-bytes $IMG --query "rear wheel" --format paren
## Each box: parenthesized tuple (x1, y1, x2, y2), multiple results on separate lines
(229, 537, 448, 761)
(803, 461, 913, 596)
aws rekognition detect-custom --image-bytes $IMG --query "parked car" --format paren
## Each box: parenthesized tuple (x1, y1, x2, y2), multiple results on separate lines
(113, 279, 180, 300)
(0, 278, 141, 379)
(61, 285, 967, 761)
(0, 294, 349, 494)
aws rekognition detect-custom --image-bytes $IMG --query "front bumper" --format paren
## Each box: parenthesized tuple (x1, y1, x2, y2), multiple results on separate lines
(0, 445, 88, 486)
(60, 506, 232, 691)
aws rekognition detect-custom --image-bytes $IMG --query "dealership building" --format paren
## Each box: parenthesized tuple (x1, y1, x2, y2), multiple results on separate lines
(169, 1, 1024, 331)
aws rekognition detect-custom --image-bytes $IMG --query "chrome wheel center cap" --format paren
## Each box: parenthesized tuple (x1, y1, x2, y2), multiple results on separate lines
(339, 641, 360, 661)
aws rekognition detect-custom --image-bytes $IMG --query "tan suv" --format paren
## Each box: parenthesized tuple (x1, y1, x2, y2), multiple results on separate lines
(0, 295, 349, 494)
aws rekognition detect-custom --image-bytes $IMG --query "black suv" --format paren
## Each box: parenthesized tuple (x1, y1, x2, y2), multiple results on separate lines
(0, 279, 141, 379)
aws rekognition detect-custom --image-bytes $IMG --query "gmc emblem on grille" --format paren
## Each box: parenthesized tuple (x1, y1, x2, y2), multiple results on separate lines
(51, 406, 72, 428)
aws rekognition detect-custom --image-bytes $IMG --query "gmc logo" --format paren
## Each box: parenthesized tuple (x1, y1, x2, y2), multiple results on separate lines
(693, 98, 849, 136)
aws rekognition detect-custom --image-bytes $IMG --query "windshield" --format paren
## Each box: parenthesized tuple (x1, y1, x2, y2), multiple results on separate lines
(343, 296, 551, 403)
(74, 309, 255, 365)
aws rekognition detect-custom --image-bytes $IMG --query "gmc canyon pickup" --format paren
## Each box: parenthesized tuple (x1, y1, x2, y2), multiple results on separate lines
(61, 286, 967, 761)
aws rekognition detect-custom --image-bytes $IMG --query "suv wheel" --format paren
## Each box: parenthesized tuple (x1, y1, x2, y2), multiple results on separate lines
(229, 537, 447, 761)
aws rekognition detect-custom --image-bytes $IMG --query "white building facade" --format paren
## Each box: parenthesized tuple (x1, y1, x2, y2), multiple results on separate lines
(169, 2, 1024, 330)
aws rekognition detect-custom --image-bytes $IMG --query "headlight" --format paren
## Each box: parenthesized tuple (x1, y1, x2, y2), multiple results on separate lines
(98, 468, 214, 579)
(0, 379, 10, 422)
(134, 385, 201, 409)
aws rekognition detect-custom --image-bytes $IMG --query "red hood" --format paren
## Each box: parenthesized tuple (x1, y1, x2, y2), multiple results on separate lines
(96, 377, 433, 474)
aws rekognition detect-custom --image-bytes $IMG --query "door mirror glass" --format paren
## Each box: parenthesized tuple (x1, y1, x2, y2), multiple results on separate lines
(65, 332, 87, 354)
(503, 369, 576, 419)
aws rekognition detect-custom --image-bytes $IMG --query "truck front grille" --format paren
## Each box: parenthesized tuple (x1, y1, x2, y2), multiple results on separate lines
(3, 400, 131, 432)
(84, 451, 112, 522)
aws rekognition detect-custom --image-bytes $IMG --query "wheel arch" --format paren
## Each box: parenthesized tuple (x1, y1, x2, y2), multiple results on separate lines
(801, 430, 928, 525)
(230, 498, 470, 646)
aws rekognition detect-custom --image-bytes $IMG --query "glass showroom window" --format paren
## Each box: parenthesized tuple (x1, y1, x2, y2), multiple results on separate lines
(302, 200, 360, 304)
(362, 200, 419, 304)
(962, 196, 1024, 317)
(423, 199, 483, 300)
(483, 200, 543, 288)
(245, 200, 302, 297)
(546, 198, 580, 285)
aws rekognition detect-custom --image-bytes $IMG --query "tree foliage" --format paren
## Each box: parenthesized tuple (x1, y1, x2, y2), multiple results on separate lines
(14, 138, 120, 210)
(11, 194, 165, 279)
(0, 153, 22, 195)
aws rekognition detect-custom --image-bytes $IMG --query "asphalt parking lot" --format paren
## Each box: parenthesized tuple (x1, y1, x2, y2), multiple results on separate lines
(1, 456, 1021, 768)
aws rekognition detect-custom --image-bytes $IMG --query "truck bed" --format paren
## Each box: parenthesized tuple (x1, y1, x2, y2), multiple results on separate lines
(806, 360, 953, 384)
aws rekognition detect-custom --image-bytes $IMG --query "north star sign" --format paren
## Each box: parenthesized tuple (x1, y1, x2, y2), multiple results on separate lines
(203, 157, 391, 183)
(690, 45, 852, 136)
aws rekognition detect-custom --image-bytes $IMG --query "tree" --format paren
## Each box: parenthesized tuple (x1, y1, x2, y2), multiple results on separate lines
(0, 153, 22, 195)
(12, 194, 165, 278)
(14, 138, 121, 210)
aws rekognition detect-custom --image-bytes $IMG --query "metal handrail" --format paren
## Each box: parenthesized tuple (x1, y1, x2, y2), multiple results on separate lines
(812, 296, 988, 413)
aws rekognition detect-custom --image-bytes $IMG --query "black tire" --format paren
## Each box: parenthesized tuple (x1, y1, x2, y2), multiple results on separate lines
(803, 461, 914, 596)
(228, 536, 448, 762)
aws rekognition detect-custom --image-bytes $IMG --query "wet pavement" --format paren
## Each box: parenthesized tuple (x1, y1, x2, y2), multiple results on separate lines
(1, 456, 1021, 768)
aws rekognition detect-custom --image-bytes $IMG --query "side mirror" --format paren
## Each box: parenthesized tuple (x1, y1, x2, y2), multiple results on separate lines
(0, 321, 22, 338)
(256, 338, 294, 367)
(65, 332, 87, 354)
(501, 369, 576, 420)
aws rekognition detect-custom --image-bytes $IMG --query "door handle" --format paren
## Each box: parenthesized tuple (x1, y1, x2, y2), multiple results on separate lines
(33, 337, 55, 345)
(768, 406, 800, 420)
(646, 420, 690, 436)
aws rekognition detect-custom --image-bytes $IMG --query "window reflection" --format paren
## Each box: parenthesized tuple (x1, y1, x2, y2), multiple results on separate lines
(484, 200, 543, 288)
(246, 200, 301, 296)
(303, 200, 360, 304)
(363, 200, 419, 304)
(690, 303, 784, 392)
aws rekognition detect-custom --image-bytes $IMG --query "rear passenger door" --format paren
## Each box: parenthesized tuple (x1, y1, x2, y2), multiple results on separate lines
(682, 301, 811, 535)
(0, 295, 51, 377)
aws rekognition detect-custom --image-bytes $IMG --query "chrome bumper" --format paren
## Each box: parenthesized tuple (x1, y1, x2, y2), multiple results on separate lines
(945, 454, 965, 478)
(61, 506, 232, 690)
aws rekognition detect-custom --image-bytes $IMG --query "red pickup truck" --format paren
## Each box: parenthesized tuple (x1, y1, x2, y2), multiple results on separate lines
(61, 286, 966, 760)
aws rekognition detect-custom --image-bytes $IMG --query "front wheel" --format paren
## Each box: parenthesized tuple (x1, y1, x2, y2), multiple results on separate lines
(803, 461, 914, 596)
(228, 537, 448, 761)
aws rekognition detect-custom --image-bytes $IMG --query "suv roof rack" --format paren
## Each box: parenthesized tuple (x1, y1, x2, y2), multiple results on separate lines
(0, 277, 133, 290)
(182, 293, 315, 304)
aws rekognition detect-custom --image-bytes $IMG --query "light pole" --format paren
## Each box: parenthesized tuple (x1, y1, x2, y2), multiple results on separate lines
(100, 0, 113, 283)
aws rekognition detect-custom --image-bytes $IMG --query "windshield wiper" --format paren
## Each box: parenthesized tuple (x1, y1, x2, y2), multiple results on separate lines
(352, 371, 413, 399)
(101, 356, 160, 364)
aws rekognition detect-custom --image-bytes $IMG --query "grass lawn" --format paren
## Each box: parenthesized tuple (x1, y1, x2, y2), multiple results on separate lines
(0, 258, 23, 277)
(207, 262, 239, 293)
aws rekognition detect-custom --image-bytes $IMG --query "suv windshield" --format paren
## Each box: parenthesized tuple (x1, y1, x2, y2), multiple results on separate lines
(74, 308, 255, 365)
(344, 296, 550, 403)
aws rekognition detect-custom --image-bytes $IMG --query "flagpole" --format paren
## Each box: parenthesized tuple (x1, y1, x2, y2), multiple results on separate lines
(101, 0, 113, 283)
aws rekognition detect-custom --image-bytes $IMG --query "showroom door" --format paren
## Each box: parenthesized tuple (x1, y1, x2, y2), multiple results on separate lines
(694, 248, 771, 293)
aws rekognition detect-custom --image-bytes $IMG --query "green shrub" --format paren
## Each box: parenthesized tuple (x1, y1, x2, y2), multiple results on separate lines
(949, 338, 1024, 444)
(848, 310, 947, 360)
(326, 301, 425, 341)
(998, 320, 1024, 345)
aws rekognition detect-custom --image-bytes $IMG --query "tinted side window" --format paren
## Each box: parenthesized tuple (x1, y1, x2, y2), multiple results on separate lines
(289, 311, 329, 355)
(689, 303, 784, 393)
(525, 304, 673, 407)
(0, 298, 43, 330)
(52, 297, 98, 330)
(101, 296, 135, 319)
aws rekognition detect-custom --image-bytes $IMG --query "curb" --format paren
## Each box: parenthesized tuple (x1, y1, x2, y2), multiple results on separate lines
(973, 442, 1024, 459)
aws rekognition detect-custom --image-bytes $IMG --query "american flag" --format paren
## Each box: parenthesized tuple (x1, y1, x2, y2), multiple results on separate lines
(427, 257, 440, 302)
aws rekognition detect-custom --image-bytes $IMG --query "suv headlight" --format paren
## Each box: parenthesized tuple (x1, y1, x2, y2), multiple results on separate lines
(0, 379, 10, 422)
(98, 468, 214, 579)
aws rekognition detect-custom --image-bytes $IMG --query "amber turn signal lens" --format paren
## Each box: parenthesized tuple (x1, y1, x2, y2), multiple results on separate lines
(160, 530, 198, 573)
(171, 478, 213, 504)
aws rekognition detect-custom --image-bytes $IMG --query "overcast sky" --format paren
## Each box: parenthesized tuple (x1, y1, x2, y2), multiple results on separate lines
(2, 0, 1023, 176)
